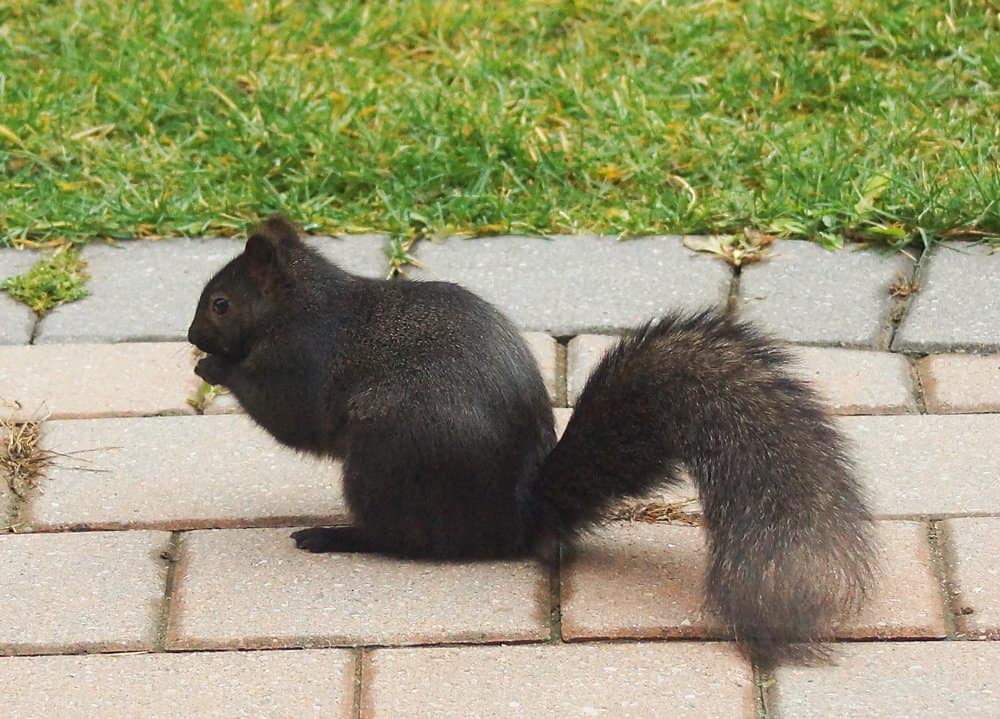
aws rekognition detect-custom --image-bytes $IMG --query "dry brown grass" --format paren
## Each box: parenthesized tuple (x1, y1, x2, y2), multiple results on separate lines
(1, 413, 108, 507)
(1, 416, 53, 500)
(607, 497, 703, 526)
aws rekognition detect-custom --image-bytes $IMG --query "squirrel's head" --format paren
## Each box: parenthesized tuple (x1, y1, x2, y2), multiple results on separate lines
(188, 216, 304, 360)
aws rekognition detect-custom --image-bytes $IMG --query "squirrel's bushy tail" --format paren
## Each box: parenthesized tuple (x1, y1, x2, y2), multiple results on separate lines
(531, 310, 877, 665)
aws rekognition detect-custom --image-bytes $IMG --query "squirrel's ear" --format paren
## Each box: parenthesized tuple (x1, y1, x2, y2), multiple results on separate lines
(256, 216, 303, 248)
(244, 232, 288, 294)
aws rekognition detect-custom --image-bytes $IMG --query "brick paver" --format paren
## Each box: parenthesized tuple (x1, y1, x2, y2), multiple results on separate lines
(769, 642, 1000, 719)
(0, 530, 170, 654)
(843, 414, 1000, 517)
(917, 354, 1000, 414)
(738, 239, 913, 347)
(0, 649, 356, 718)
(307, 234, 393, 277)
(553, 407, 572, 434)
(561, 521, 943, 641)
(363, 642, 755, 719)
(0, 342, 197, 421)
(894, 242, 1000, 352)
(565, 334, 618, 405)
(566, 336, 916, 413)
(843, 520, 946, 639)
(945, 518, 1000, 638)
(523, 332, 558, 403)
(561, 522, 715, 640)
(3, 233, 998, 715)
(410, 235, 732, 334)
(26, 415, 347, 531)
(35, 239, 240, 344)
(0, 247, 38, 345)
(787, 345, 917, 414)
(34, 235, 389, 344)
(167, 528, 549, 650)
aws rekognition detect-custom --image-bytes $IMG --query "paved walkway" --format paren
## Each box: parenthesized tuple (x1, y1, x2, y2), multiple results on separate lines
(1, 236, 998, 718)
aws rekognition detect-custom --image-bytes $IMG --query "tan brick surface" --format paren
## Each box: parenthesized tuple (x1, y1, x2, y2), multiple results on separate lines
(918, 353, 1000, 413)
(0, 530, 170, 654)
(787, 345, 917, 414)
(566, 334, 618, 405)
(27, 415, 347, 531)
(843, 414, 1000, 516)
(843, 520, 946, 639)
(945, 517, 1000, 638)
(567, 335, 917, 413)
(363, 642, 755, 719)
(561, 521, 942, 641)
(770, 642, 1000, 719)
(561, 522, 716, 640)
(0, 649, 355, 718)
(167, 528, 549, 650)
(0, 343, 198, 420)
(554, 407, 572, 436)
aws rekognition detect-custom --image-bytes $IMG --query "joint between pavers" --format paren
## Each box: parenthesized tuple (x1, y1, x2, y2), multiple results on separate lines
(553, 339, 569, 408)
(726, 263, 742, 317)
(926, 521, 960, 640)
(885, 245, 928, 352)
(548, 544, 564, 644)
(353, 647, 365, 719)
(753, 663, 773, 719)
(27, 312, 40, 346)
(907, 355, 931, 415)
(3, 489, 27, 533)
(873, 510, 1000, 521)
(154, 531, 183, 651)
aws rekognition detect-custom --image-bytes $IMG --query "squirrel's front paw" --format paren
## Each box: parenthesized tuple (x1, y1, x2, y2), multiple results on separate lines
(194, 355, 231, 386)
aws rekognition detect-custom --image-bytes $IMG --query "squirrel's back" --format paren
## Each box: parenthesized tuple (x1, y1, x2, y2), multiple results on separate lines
(336, 278, 558, 557)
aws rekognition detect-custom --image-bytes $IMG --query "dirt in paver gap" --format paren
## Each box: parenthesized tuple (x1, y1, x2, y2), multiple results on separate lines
(154, 532, 183, 650)
(352, 647, 365, 719)
(754, 664, 774, 719)
(927, 520, 962, 639)
(886, 246, 926, 350)
(549, 545, 563, 643)
(906, 355, 931, 414)
(553, 339, 569, 408)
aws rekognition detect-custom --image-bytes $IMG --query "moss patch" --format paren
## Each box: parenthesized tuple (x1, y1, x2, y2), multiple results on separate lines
(2, 249, 89, 315)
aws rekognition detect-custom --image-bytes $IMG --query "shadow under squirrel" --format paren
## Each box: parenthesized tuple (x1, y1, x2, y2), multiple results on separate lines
(188, 217, 877, 666)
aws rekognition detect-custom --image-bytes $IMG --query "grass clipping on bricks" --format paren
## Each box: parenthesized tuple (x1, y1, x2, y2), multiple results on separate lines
(608, 497, 703, 526)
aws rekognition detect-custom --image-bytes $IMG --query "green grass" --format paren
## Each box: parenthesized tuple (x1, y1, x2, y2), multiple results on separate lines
(1, 0, 997, 249)
(1, 249, 89, 314)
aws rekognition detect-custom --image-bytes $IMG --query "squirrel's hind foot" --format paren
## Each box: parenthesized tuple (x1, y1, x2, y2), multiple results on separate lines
(291, 526, 375, 554)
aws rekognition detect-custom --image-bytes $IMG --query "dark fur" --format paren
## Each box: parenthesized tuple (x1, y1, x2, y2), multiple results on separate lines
(189, 217, 877, 665)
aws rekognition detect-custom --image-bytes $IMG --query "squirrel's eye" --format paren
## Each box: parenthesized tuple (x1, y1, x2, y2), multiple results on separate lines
(212, 297, 230, 315)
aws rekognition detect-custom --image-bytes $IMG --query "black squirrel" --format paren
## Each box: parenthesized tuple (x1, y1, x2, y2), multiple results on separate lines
(188, 217, 877, 665)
